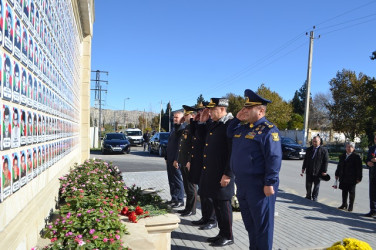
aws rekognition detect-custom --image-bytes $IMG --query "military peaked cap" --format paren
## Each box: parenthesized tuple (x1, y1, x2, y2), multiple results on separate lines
(244, 89, 272, 107)
(206, 98, 229, 108)
(182, 105, 197, 115)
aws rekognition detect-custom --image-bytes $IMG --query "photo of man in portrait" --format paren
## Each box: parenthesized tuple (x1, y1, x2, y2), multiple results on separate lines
(12, 153, 20, 192)
(3, 106, 11, 149)
(4, 4, 13, 52)
(13, 62, 20, 103)
(21, 67, 27, 105)
(3, 55, 12, 100)
(11, 108, 20, 148)
(14, 18, 22, 59)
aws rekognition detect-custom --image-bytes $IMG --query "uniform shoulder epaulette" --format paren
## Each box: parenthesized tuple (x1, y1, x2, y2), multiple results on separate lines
(264, 121, 274, 128)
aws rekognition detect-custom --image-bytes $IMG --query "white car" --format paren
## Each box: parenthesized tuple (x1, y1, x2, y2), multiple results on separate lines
(124, 128, 143, 146)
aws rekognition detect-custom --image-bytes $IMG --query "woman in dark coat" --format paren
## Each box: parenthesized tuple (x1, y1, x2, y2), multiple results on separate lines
(335, 142, 363, 212)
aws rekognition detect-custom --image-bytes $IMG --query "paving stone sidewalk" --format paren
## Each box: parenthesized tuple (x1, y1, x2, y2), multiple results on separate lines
(122, 171, 376, 250)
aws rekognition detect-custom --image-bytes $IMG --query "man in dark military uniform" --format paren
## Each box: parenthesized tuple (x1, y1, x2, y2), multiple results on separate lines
(174, 105, 197, 216)
(227, 89, 282, 250)
(190, 102, 217, 228)
(165, 111, 185, 208)
(197, 98, 235, 246)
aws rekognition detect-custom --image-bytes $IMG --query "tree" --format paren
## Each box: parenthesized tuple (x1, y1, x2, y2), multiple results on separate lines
(291, 81, 313, 116)
(161, 102, 172, 132)
(196, 94, 206, 105)
(256, 84, 292, 129)
(150, 115, 160, 132)
(371, 51, 376, 60)
(327, 69, 370, 140)
(287, 113, 304, 130)
(138, 115, 147, 131)
(225, 93, 244, 116)
(309, 92, 332, 130)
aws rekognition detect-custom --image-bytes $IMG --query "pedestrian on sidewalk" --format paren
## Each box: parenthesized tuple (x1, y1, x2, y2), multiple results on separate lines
(174, 105, 197, 216)
(364, 134, 376, 217)
(227, 89, 282, 250)
(335, 141, 362, 212)
(189, 102, 217, 228)
(301, 136, 329, 201)
(197, 98, 234, 247)
(164, 111, 185, 208)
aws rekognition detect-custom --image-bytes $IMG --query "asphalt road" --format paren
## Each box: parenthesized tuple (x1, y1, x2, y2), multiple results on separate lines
(90, 146, 371, 214)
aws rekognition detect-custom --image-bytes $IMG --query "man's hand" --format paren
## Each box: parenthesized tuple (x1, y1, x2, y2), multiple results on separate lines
(371, 158, 376, 163)
(220, 175, 231, 187)
(194, 112, 201, 121)
(236, 108, 247, 121)
(321, 172, 327, 176)
(300, 169, 305, 177)
(186, 162, 191, 171)
(200, 109, 210, 123)
(264, 186, 275, 197)
(367, 161, 374, 167)
(173, 161, 179, 169)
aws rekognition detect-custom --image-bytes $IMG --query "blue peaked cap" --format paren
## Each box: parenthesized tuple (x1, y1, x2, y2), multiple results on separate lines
(244, 89, 272, 107)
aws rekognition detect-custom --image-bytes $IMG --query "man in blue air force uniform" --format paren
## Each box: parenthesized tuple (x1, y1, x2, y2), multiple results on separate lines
(227, 89, 282, 250)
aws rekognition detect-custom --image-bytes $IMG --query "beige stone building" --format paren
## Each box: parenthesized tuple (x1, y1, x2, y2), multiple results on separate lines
(0, 0, 94, 248)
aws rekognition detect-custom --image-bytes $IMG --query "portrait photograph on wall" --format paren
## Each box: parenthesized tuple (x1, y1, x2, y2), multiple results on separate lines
(32, 112, 36, 143)
(14, 15, 21, 59)
(4, 3, 13, 53)
(27, 110, 32, 144)
(3, 53, 12, 100)
(20, 65, 27, 105)
(32, 146, 37, 176)
(26, 148, 32, 181)
(12, 60, 20, 103)
(27, 71, 32, 106)
(11, 106, 20, 148)
(20, 108, 26, 146)
(0, 0, 4, 47)
(2, 154, 12, 199)
(2, 104, 11, 149)
(20, 149, 27, 186)
(21, 25, 28, 66)
(28, 34, 33, 69)
(22, 0, 29, 26)
(12, 152, 20, 192)
(14, 0, 22, 17)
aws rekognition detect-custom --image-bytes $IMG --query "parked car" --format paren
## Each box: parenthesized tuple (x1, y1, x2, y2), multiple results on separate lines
(148, 132, 170, 157)
(101, 133, 131, 154)
(281, 136, 306, 159)
(124, 128, 143, 146)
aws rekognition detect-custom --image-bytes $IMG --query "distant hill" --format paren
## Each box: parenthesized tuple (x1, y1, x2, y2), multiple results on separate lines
(90, 107, 157, 127)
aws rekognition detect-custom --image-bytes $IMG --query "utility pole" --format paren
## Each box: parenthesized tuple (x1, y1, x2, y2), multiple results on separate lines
(158, 100, 162, 133)
(91, 70, 108, 146)
(302, 28, 319, 147)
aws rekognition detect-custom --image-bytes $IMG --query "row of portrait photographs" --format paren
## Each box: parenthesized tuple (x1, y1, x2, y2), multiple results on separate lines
(0, 137, 79, 202)
(0, 0, 81, 120)
(2, 0, 82, 82)
(0, 50, 80, 123)
(1, 104, 79, 150)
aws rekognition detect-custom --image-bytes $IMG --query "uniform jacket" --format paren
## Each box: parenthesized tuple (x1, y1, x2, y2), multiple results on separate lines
(335, 152, 362, 185)
(188, 120, 206, 184)
(165, 123, 185, 165)
(227, 117, 282, 186)
(302, 145, 329, 176)
(197, 113, 234, 200)
(177, 123, 192, 167)
(366, 145, 376, 180)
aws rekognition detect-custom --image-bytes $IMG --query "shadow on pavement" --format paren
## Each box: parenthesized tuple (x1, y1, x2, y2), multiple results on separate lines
(277, 190, 376, 234)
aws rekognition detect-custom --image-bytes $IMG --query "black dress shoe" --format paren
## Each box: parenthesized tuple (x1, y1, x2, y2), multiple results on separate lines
(210, 237, 234, 247)
(191, 218, 208, 225)
(199, 223, 217, 230)
(176, 209, 187, 214)
(363, 212, 376, 217)
(180, 211, 196, 216)
(165, 200, 176, 205)
(171, 201, 184, 208)
(207, 235, 221, 243)
(338, 204, 347, 210)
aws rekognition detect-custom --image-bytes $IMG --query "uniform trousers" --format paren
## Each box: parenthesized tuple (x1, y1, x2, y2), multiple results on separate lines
(180, 166, 196, 212)
(237, 181, 278, 250)
(166, 163, 184, 202)
(212, 199, 233, 240)
(370, 177, 376, 213)
(305, 175, 321, 201)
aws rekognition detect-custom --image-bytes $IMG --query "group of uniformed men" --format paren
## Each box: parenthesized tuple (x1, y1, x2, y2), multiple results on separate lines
(165, 89, 282, 249)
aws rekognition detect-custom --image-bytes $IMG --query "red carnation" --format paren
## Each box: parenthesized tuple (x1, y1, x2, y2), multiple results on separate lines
(128, 211, 137, 223)
(135, 206, 144, 215)
(120, 206, 129, 215)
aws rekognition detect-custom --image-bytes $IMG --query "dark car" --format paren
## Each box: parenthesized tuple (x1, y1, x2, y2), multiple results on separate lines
(148, 132, 170, 156)
(101, 133, 131, 154)
(281, 136, 306, 159)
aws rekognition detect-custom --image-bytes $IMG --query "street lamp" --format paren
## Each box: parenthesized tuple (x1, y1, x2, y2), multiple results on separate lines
(123, 98, 130, 129)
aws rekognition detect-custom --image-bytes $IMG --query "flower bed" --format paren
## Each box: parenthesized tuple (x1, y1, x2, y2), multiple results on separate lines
(327, 238, 372, 250)
(41, 159, 168, 249)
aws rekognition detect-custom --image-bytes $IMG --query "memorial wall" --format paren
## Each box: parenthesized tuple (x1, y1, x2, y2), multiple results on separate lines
(0, 0, 94, 248)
